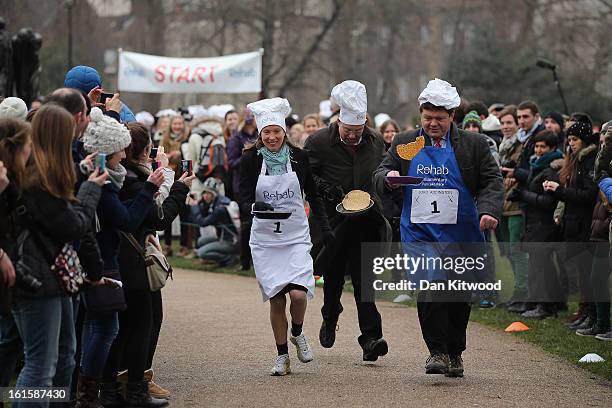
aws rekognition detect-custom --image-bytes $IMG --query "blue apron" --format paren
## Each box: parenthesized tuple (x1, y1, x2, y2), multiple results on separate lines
(400, 130, 484, 282)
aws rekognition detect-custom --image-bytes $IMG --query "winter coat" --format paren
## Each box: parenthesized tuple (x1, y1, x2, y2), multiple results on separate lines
(514, 155, 561, 242)
(373, 123, 504, 222)
(553, 144, 598, 242)
(190, 195, 237, 243)
(227, 128, 257, 197)
(499, 133, 523, 216)
(513, 122, 546, 188)
(117, 165, 190, 291)
(13, 182, 101, 299)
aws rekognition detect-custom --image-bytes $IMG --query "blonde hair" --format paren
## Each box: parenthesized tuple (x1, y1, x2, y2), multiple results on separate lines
(302, 113, 322, 127)
(0, 118, 31, 191)
(161, 115, 188, 152)
(26, 104, 77, 201)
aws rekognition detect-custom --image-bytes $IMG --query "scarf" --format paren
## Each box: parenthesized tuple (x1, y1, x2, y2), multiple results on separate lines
(106, 163, 127, 189)
(499, 133, 519, 164)
(530, 150, 563, 171)
(518, 118, 542, 143)
(257, 143, 289, 175)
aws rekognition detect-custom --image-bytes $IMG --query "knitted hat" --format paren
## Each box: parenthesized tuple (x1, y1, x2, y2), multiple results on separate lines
(462, 110, 482, 130)
(64, 66, 102, 93)
(0, 97, 28, 120)
(82, 108, 132, 155)
(544, 111, 564, 129)
(566, 121, 593, 145)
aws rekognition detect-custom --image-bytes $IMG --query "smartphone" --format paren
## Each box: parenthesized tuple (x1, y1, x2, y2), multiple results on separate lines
(149, 147, 158, 159)
(181, 159, 193, 176)
(99, 92, 114, 105)
(151, 160, 161, 171)
(95, 153, 106, 173)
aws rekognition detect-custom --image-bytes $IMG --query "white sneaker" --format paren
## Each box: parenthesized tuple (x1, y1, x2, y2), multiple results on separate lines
(270, 354, 291, 376)
(290, 333, 314, 363)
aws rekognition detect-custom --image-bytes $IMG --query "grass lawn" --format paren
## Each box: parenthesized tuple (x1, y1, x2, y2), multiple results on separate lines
(170, 241, 611, 381)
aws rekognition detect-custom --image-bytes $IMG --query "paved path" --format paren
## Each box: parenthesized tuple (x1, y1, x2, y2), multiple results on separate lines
(154, 269, 611, 407)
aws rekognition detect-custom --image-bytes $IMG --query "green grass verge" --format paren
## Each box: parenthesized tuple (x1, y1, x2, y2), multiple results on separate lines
(170, 242, 611, 381)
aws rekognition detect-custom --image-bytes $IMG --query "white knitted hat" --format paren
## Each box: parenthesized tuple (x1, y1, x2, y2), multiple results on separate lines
(82, 107, 131, 155)
(0, 97, 28, 120)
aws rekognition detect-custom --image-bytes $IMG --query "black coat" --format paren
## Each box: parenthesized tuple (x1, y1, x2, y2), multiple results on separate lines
(373, 123, 504, 221)
(515, 161, 560, 242)
(117, 166, 190, 291)
(553, 144, 598, 242)
(239, 146, 330, 233)
(13, 181, 101, 298)
(513, 123, 546, 187)
(0, 183, 18, 314)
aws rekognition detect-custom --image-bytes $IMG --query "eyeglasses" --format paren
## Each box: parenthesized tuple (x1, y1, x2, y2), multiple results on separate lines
(340, 123, 364, 136)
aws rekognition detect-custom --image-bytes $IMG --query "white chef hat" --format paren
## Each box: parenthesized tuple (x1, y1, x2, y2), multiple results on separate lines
(418, 78, 461, 110)
(331, 80, 367, 125)
(246, 97, 291, 133)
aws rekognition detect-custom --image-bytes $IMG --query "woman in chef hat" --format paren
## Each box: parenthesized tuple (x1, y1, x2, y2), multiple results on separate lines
(239, 97, 333, 376)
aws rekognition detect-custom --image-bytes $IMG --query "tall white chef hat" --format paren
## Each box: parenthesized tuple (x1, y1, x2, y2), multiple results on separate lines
(331, 80, 367, 125)
(418, 78, 461, 110)
(246, 97, 292, 133)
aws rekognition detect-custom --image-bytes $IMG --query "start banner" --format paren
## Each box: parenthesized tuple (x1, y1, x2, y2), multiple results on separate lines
(118, 50, 262, 94)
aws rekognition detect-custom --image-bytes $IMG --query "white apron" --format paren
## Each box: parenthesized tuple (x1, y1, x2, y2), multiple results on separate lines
(249, 157, 315, 302)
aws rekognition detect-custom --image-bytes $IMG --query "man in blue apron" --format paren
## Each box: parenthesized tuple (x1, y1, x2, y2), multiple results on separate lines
(374, 79, 503, 377)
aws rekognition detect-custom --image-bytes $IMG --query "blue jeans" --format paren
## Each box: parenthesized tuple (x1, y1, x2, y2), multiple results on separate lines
(80, 313, 118, 378)
(11, 296, 76, 408)
(196, 236, 239, 262)
(0, 313, 22, 388)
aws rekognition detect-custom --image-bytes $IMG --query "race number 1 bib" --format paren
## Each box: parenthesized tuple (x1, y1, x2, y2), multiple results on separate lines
(410, 189, 459, 224)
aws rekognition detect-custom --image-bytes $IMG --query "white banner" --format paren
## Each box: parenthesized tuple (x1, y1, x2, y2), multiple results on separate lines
(118, 50, 262, 94)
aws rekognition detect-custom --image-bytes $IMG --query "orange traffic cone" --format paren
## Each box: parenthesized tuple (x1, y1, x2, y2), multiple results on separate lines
(505, 322, 529, 332)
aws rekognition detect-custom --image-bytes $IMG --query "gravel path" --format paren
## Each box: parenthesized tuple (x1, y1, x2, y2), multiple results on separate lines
(153, 269, 611, 407)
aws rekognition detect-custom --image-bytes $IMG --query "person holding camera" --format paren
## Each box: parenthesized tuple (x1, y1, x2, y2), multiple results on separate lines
(0, 119, 31, 392)
(77, 108, 165, 408)
(240, 97, 331, 376)
(9, 104, 107, 407)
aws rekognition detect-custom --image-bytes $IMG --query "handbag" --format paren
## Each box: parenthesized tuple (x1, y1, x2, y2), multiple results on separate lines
(121, 232, 173, 292)
(83, 268, 126, 314)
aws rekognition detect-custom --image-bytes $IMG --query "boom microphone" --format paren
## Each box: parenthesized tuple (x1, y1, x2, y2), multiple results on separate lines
(536, 59, 557, 70)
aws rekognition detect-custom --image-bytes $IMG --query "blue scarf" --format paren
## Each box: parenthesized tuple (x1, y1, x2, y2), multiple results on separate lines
(530, 150, 562, 171)
(258, 143, 290, 175)
(518, 118, 542, 143)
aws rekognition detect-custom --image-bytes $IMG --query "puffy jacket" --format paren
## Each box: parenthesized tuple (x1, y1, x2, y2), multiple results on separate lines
(553, 144, 598, 242)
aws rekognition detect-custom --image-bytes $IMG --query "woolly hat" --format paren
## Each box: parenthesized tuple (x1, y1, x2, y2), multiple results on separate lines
(566, 121, 593, 145)
(64, 66, 102, 93)
(247, 97, 292, 133)
(135, 111, 154, 127)
(544, 111, 564, 129)
(462, 110, 482, 130)
(82, 107, 132, 155)
(0, 97, 28, 120)
(331, 80, 367, 125)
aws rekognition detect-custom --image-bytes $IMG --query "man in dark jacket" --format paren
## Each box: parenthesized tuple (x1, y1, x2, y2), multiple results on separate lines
(508, 130, 563, 319)
(190, 179, 239, 266)
(374, 78, 503, 377)
(304, 80, 390, 362)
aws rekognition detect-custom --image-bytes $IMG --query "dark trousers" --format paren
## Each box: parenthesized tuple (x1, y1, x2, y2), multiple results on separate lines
(0, 313, 22, 391)
(417, 288, 471, 356)
(239, 220, 252, 270)
(103, 290, 154, 382)
(320, 218, 383, 347)
(527, 245, 563, 308)
(147, 290, 163, 369)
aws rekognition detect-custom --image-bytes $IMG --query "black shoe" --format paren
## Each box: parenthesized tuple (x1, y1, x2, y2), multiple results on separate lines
(521, 304, 555, 319)
(99, 381, 125, 408)
(425, 353, 449, 374)
(125, 380, 168, 407)
(362, 338, 388, 362)
(507, 302, 528, 313)
(573, 316, 595, 331)
(567, 315, 587, 330)
(445, 355, 464, 378)
(576, 323, 608, 337)
(319, 319, 337, 348)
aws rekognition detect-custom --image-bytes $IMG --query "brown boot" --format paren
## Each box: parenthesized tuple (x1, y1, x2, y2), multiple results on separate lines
(144, 369, 171, 399)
